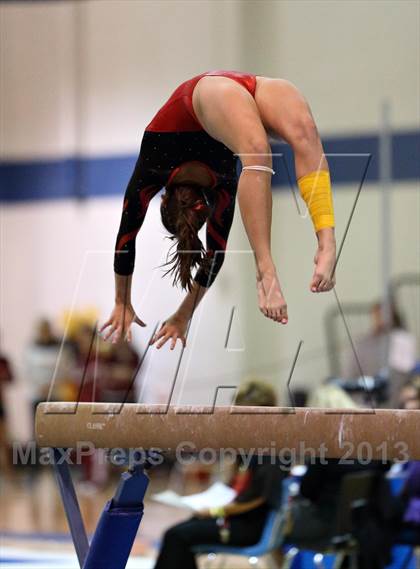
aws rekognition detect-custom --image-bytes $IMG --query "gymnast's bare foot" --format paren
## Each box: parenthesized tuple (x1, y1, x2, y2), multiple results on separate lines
(257, 267, 288, 324)
(311, 241, 336, 293)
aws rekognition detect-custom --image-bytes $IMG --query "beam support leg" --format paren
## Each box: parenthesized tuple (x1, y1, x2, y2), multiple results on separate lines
(52, 448, 89, 568)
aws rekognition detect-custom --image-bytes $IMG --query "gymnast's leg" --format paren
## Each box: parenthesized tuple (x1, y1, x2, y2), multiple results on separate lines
(255, 78, 336, 292)
(193, 76, 288, 323)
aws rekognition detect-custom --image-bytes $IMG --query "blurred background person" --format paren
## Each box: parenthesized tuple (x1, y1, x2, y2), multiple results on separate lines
(306, 382, 359, 409)
(398, 375, 420, 411)
(101, 340, 140, 403)
(283, 459, 394, 569)
(341, 299, 417, 406)
(342, 300, 411, 380)
(396, 462, 420, 545)
(154, 379, 288, 569)
(67, 323, 140, 490)
(71, 322, 140, 403)
(281, 385, 396, 569)
(0, 341, 14, 475)
(394, 375, 420, 545)
(24, 318, 74, 422)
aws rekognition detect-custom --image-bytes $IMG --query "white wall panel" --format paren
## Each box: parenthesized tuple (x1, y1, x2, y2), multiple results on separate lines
(0, 2, 77, 158)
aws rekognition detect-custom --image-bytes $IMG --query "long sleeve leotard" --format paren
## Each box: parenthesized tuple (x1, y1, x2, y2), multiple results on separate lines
(114, 70, 257, 287)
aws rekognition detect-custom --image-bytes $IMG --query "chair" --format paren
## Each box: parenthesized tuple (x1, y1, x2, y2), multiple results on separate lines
(286, 471, 377, 569)
(192, 478, 291, 568)
(391, 530, 418, 569)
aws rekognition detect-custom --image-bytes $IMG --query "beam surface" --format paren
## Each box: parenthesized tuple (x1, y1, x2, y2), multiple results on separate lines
(35, 403, 420, 460)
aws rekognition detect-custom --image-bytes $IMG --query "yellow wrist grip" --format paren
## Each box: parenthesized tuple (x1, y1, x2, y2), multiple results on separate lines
(297, 170, 335, 232)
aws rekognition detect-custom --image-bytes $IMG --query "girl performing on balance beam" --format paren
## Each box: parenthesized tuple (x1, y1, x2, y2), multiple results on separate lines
(101, 70, 336, 348)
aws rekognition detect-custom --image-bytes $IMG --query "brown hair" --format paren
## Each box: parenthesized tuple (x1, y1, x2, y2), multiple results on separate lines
(160, 184, 211, 291)
(234, 379, 278, 407)
(402, 375, 420, 399)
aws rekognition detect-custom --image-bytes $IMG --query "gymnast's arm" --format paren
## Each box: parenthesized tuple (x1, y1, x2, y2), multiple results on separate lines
(100, 173, 161, 343)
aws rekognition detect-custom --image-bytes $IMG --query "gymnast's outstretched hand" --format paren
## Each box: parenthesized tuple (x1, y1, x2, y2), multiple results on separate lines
(100, 302, 146, 343)
(150, 312, 188, 350)
(310, 228, 337, 293)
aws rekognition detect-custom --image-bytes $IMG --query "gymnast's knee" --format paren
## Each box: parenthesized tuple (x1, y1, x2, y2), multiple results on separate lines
(240, 136, 272, 168)
(287, 112, 319, 150)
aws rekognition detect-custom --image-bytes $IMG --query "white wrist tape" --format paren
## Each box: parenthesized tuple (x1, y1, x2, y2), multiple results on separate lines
(242, 165, 275, 175)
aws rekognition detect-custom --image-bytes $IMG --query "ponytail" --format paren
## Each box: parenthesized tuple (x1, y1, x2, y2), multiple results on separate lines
(161, 185, 211, 291)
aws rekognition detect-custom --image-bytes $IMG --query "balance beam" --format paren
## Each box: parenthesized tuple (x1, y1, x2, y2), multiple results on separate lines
(35, 402, 420, 460)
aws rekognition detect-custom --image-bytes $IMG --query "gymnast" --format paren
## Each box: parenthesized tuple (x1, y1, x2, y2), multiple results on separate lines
(101, 70, 336, 348)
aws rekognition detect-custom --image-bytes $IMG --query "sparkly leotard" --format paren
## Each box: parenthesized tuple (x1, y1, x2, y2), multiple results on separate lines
(114, 71, 257, 287)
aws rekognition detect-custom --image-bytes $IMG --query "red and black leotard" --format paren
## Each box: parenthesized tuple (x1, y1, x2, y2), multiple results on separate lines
(114, 70, 257, 287)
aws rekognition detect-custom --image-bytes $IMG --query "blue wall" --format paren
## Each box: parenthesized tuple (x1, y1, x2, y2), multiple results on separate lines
(1, 130, 419, 202)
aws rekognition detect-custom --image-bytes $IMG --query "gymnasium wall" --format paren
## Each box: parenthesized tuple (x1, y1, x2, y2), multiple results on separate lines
(0, 1, 247, 425)
(238, 0, 420, 390)
(1, 1, 419, 431)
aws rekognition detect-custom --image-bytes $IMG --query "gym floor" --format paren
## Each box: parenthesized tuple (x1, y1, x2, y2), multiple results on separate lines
(0, 465, 253, 569)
